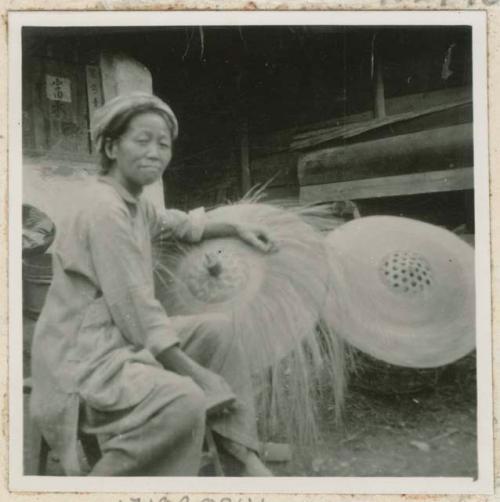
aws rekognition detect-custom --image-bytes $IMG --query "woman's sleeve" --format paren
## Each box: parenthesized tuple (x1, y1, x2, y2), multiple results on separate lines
(87, 204, 179, 357)
(147, 201, 206, 243)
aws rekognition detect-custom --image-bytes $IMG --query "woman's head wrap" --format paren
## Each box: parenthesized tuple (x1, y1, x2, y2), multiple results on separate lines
(91, 92, 179, 153)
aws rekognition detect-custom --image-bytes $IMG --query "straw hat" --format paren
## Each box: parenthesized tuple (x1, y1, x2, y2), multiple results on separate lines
(154, 202, 332, 372)
(153, 202, 347, 445)
(323, 216, 475, 368)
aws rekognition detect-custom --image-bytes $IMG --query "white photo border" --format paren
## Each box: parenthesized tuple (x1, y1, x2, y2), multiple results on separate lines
(8, 9, 493, 494)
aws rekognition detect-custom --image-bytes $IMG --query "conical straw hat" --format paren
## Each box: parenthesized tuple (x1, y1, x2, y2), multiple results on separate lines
(154, 203, 331, 372)
(323, 216, 475, 368)
(153, 202, 347, 445)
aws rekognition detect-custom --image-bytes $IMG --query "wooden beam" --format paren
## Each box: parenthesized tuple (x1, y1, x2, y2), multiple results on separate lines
(298, 123, 473, 186)
(251, 87, 472, 158)
(299, 167, 473, 203)
(291, 99, 471, 150)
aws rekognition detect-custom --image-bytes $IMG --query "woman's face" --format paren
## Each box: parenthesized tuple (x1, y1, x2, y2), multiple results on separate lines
(106, 111, 173, 193)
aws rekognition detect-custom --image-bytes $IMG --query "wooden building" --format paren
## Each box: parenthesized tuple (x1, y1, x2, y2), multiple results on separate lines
(22, 25, 473, 232)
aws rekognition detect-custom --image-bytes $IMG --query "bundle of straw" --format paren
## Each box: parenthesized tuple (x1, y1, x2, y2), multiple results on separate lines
(153, 201, 346, 446)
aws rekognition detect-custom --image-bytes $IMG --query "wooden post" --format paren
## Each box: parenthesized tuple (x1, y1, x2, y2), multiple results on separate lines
(373, 57, 386, 119)
(240, 117, 251, 196)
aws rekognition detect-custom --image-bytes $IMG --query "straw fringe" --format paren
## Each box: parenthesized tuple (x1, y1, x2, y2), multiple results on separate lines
(153, 201, 348, 446)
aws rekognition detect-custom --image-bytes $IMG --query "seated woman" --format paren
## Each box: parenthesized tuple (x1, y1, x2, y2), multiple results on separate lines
(30, 93, 275, 477)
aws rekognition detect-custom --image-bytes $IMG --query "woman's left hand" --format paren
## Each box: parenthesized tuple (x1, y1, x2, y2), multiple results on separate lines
(236, 225, 278, 253)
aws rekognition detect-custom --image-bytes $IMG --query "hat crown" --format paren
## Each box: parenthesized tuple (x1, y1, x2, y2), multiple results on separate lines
(380, 250, 434, 296)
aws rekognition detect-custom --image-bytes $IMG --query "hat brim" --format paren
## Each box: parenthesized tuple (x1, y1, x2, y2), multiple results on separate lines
(323, 216, 475, 368)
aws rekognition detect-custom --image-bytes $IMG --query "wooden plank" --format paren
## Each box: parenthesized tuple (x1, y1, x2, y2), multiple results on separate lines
(85, 65, 104, 128)
(291, 100, 471, 150)
(250, 87, 471, 157)
(22, 60, 36, 151)
(297, 87, 472, 134)
(23, 56, 93, 160)
(44, 60, 90, 157)
(358, 105, 472, 141)
(300, 167, 473, 203)
(298, 123, 473, 186)
(386, 86, 472, 116)
(29, 59, 48, 153)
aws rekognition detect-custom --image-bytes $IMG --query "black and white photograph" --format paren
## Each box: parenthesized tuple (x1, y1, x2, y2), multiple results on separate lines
(8, 10, 492, 494)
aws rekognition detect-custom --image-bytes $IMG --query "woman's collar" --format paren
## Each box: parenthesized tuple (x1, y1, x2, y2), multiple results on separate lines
(97, 176, 141, 205)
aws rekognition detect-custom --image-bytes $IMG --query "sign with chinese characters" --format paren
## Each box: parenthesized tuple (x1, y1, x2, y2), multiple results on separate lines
(45, 75, 72, 102)
(85, 65, 104, 123)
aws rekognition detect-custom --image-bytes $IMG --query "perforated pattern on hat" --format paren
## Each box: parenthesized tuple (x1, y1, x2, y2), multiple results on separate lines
(380, 251, 433, 295)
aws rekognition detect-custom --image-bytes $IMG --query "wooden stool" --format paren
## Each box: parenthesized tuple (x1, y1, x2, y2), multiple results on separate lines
(37, 428, 224, 476)
(202, 428, 224, 476)
(37, 431, 102, 475)
(23, 379, 96, 475)
(25, 378, 224, 476)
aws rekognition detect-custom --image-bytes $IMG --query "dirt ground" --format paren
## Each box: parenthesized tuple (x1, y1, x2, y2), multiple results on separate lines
(23, 316, 477, 477)
(271, 354, 477, 477)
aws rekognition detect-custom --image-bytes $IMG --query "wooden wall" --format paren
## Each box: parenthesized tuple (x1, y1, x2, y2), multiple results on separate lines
(247, 86, 473, 206)
(22, 46, 166, 233)
(23, 56, 99, 161)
